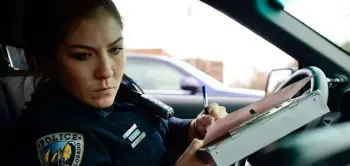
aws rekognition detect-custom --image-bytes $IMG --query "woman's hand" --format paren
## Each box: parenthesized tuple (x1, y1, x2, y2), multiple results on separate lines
(175, 139, 212, 166)
(189, 103, 228, 141)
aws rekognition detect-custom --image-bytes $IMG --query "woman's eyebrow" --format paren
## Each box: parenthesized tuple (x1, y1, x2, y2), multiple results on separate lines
(67, 36, 124, 50)
(107, 36, 124, 47)
(67, 44, 92, 50)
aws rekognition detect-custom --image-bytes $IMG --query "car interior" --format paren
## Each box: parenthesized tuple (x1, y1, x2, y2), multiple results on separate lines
(2, 0, 350, 165)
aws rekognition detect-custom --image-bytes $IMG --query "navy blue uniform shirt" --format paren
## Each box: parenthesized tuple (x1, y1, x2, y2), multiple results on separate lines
(9, 80, 192, 166)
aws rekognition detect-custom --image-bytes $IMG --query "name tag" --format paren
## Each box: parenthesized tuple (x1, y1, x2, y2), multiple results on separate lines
(131, 132, 146, 148)
(123, 123, 146, 148)
(128, 129, 141, 142)
(123, 124, 137, 139)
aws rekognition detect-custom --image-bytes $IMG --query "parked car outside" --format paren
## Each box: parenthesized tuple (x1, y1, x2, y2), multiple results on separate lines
(124, 54, 265, 99)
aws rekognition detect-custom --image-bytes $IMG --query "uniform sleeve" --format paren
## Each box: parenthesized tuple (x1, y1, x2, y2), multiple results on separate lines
(167, 117, 192, 145)
(165, 117, 193, 164)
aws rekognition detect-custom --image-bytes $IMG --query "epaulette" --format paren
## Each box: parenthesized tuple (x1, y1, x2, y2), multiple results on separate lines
(120, 74, 174, 120)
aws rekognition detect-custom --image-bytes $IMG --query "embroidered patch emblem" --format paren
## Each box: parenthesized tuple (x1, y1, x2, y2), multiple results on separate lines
(36, 132, 84, 166)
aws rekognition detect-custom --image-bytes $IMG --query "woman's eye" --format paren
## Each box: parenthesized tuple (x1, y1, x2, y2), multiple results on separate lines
(72, 53, 91, 60)
(109, 47, 123, 55)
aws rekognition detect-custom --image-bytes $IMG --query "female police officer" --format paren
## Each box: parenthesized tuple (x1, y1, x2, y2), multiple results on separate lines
(9, 0, 228, 165)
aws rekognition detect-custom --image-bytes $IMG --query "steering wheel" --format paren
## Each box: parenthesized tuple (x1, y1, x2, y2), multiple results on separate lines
(235, 66, 329, 166)
(272, 66, 329, 102)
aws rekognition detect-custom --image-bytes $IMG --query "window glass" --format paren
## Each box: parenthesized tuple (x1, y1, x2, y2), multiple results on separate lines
(125, 58, 184, 90)
(281, 0, 350, 54)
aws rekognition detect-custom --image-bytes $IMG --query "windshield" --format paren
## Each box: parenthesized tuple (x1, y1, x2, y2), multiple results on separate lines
(280, 0, 350, 54)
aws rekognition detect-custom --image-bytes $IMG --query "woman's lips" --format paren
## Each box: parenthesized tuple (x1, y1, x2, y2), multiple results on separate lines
(93, 87, 115, 96)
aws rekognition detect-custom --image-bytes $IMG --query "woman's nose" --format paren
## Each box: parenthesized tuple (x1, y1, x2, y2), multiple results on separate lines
(94, 54, 114, 79)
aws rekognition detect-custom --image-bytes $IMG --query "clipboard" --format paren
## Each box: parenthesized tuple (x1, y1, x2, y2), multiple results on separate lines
(196, 76, 330, 166)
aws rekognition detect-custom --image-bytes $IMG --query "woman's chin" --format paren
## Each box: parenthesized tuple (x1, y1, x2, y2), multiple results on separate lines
(90, 96, 116, 109)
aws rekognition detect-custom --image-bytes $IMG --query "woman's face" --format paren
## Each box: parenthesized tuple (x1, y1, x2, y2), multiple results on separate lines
(55, 7, 125, 108)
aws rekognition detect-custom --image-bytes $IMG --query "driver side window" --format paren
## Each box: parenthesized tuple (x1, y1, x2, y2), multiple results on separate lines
(125, 58, 184, 90)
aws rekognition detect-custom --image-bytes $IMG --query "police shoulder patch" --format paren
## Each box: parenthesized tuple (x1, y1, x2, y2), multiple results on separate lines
(36, 132, 84, 166)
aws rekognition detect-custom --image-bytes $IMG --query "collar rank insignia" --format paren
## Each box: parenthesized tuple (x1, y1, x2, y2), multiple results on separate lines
(123, 123, 146, 148)
(36, 132, 84, 166)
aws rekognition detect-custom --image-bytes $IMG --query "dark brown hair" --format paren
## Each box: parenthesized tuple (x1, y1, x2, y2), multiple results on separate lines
(22, 0, 123, 91)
